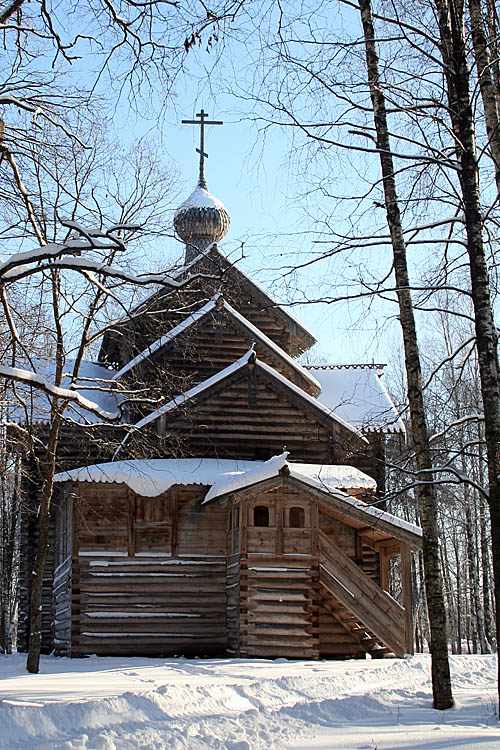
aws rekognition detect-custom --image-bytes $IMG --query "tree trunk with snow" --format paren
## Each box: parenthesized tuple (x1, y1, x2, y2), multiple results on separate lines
(357, 0, 454, 710)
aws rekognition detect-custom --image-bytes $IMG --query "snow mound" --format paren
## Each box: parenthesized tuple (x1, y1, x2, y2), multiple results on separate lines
(0, 654, 497, 749)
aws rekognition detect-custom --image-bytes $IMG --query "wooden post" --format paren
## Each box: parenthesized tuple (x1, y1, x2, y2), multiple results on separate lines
(127, 490, 136, 557)
(400, 542, 414, 654)
(276, 501, 284, 556)
(70, 485, 81, 657)
(171, 490, 178, 558)
(379, 548, 390, 592)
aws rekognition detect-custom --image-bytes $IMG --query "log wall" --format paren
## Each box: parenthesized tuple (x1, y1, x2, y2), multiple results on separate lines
(50, 476, 414, 659)
(140, 368, 360, 465)
(70, 482, 229, 656)
(236, 484, 320, 659)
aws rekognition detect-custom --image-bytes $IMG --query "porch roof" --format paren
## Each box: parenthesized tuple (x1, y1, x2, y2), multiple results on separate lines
(204, 452, 422, 546)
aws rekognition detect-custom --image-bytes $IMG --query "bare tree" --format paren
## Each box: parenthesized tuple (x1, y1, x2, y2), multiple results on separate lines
(355, 0, 453, 709)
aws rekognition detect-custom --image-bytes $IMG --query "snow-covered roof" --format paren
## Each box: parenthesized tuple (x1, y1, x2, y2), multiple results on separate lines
(204, 453, 375, 502)
(54, 455, 374, 498)
(113, 294, 320, 392)
(54, 457, 261, 497)
(307, 365, 405, 434)
(3, 359, 123, 425)
(54, 453, 421, 541)
(204, 452, 421, 539)
(174, 185, 227, 216)
(135, 349, 365, 441)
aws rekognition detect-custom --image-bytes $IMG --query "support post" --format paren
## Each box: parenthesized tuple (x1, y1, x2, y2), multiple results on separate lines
(400, 542, 414, 654)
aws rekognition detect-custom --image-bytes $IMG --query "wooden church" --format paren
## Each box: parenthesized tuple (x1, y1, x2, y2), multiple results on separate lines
(13, 112, 421, 661)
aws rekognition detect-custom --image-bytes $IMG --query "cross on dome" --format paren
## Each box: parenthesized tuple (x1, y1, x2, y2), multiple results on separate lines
(175, 108, 230, 261)
(181, 108, 223, 189)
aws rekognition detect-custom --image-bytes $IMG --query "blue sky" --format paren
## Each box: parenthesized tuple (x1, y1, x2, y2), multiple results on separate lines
(79, 2, 407, 367)
(112, 80, 402, 366)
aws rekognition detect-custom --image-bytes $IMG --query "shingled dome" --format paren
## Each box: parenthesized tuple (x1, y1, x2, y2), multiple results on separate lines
(174, 183, 230, 259)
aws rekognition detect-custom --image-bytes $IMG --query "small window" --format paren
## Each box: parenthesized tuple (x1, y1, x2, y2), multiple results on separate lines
(254, 505, 270, 527)
(289, 507, 305, 528)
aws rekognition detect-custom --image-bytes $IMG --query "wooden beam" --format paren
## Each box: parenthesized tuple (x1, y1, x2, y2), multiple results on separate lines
(400, 542, 414, 655)
(127, 489, 136, 557)
(379, 548, 390, 593)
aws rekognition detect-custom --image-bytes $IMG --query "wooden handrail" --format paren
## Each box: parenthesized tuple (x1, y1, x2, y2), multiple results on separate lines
(319, 530, 406, 656)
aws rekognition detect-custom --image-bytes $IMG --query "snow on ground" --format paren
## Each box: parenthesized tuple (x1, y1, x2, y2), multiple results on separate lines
(0, 653, 498, 749)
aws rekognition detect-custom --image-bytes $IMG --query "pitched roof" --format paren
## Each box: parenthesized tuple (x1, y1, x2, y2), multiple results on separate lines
(112, 294, 320, 394)
(106, 245, 316, 355)
(204, 452, 376, 502)
(204, 452, 422, 544)
(306, 364, 405, 434)
(177, 246, 316, 347)
(53, 455, 375, 497)
(135, 349, 366, 442)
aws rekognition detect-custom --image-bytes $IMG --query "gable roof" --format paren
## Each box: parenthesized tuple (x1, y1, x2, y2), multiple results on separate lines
(103, 245, 316, 358)
(204, 452, 422, 546)
(135, 349, 367, 443)
(112, 294, 320, 394)
(178, 246, 316, 350)
(306, 364, 405, 434)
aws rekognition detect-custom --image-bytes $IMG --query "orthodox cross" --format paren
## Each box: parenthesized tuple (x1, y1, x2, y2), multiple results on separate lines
(182, 109, 223, 189)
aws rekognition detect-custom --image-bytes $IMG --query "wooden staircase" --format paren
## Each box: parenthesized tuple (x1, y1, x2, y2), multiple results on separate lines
(320, 589, 392, 657)
(319, 530, 407, 657)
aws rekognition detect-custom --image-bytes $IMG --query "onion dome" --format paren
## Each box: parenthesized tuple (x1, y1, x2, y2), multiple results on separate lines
(174, 182, 230, 261)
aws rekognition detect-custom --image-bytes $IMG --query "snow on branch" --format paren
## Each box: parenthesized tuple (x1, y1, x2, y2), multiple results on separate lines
(429, 413, 485, 444)
(0, 364, 121, 421)
(0, 223, 134, 278)
(0, 223, 186, 289)
(0, 223, 220, 291)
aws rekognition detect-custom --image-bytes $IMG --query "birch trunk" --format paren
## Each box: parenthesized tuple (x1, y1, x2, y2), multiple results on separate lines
(453, 533, 463, 653)
(480, 494, 494, 647)
(484, 0, 500, 103)
(468, 0, 500, 191)
(434, 0, 500, 712)
(358, 0, 454, 709)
